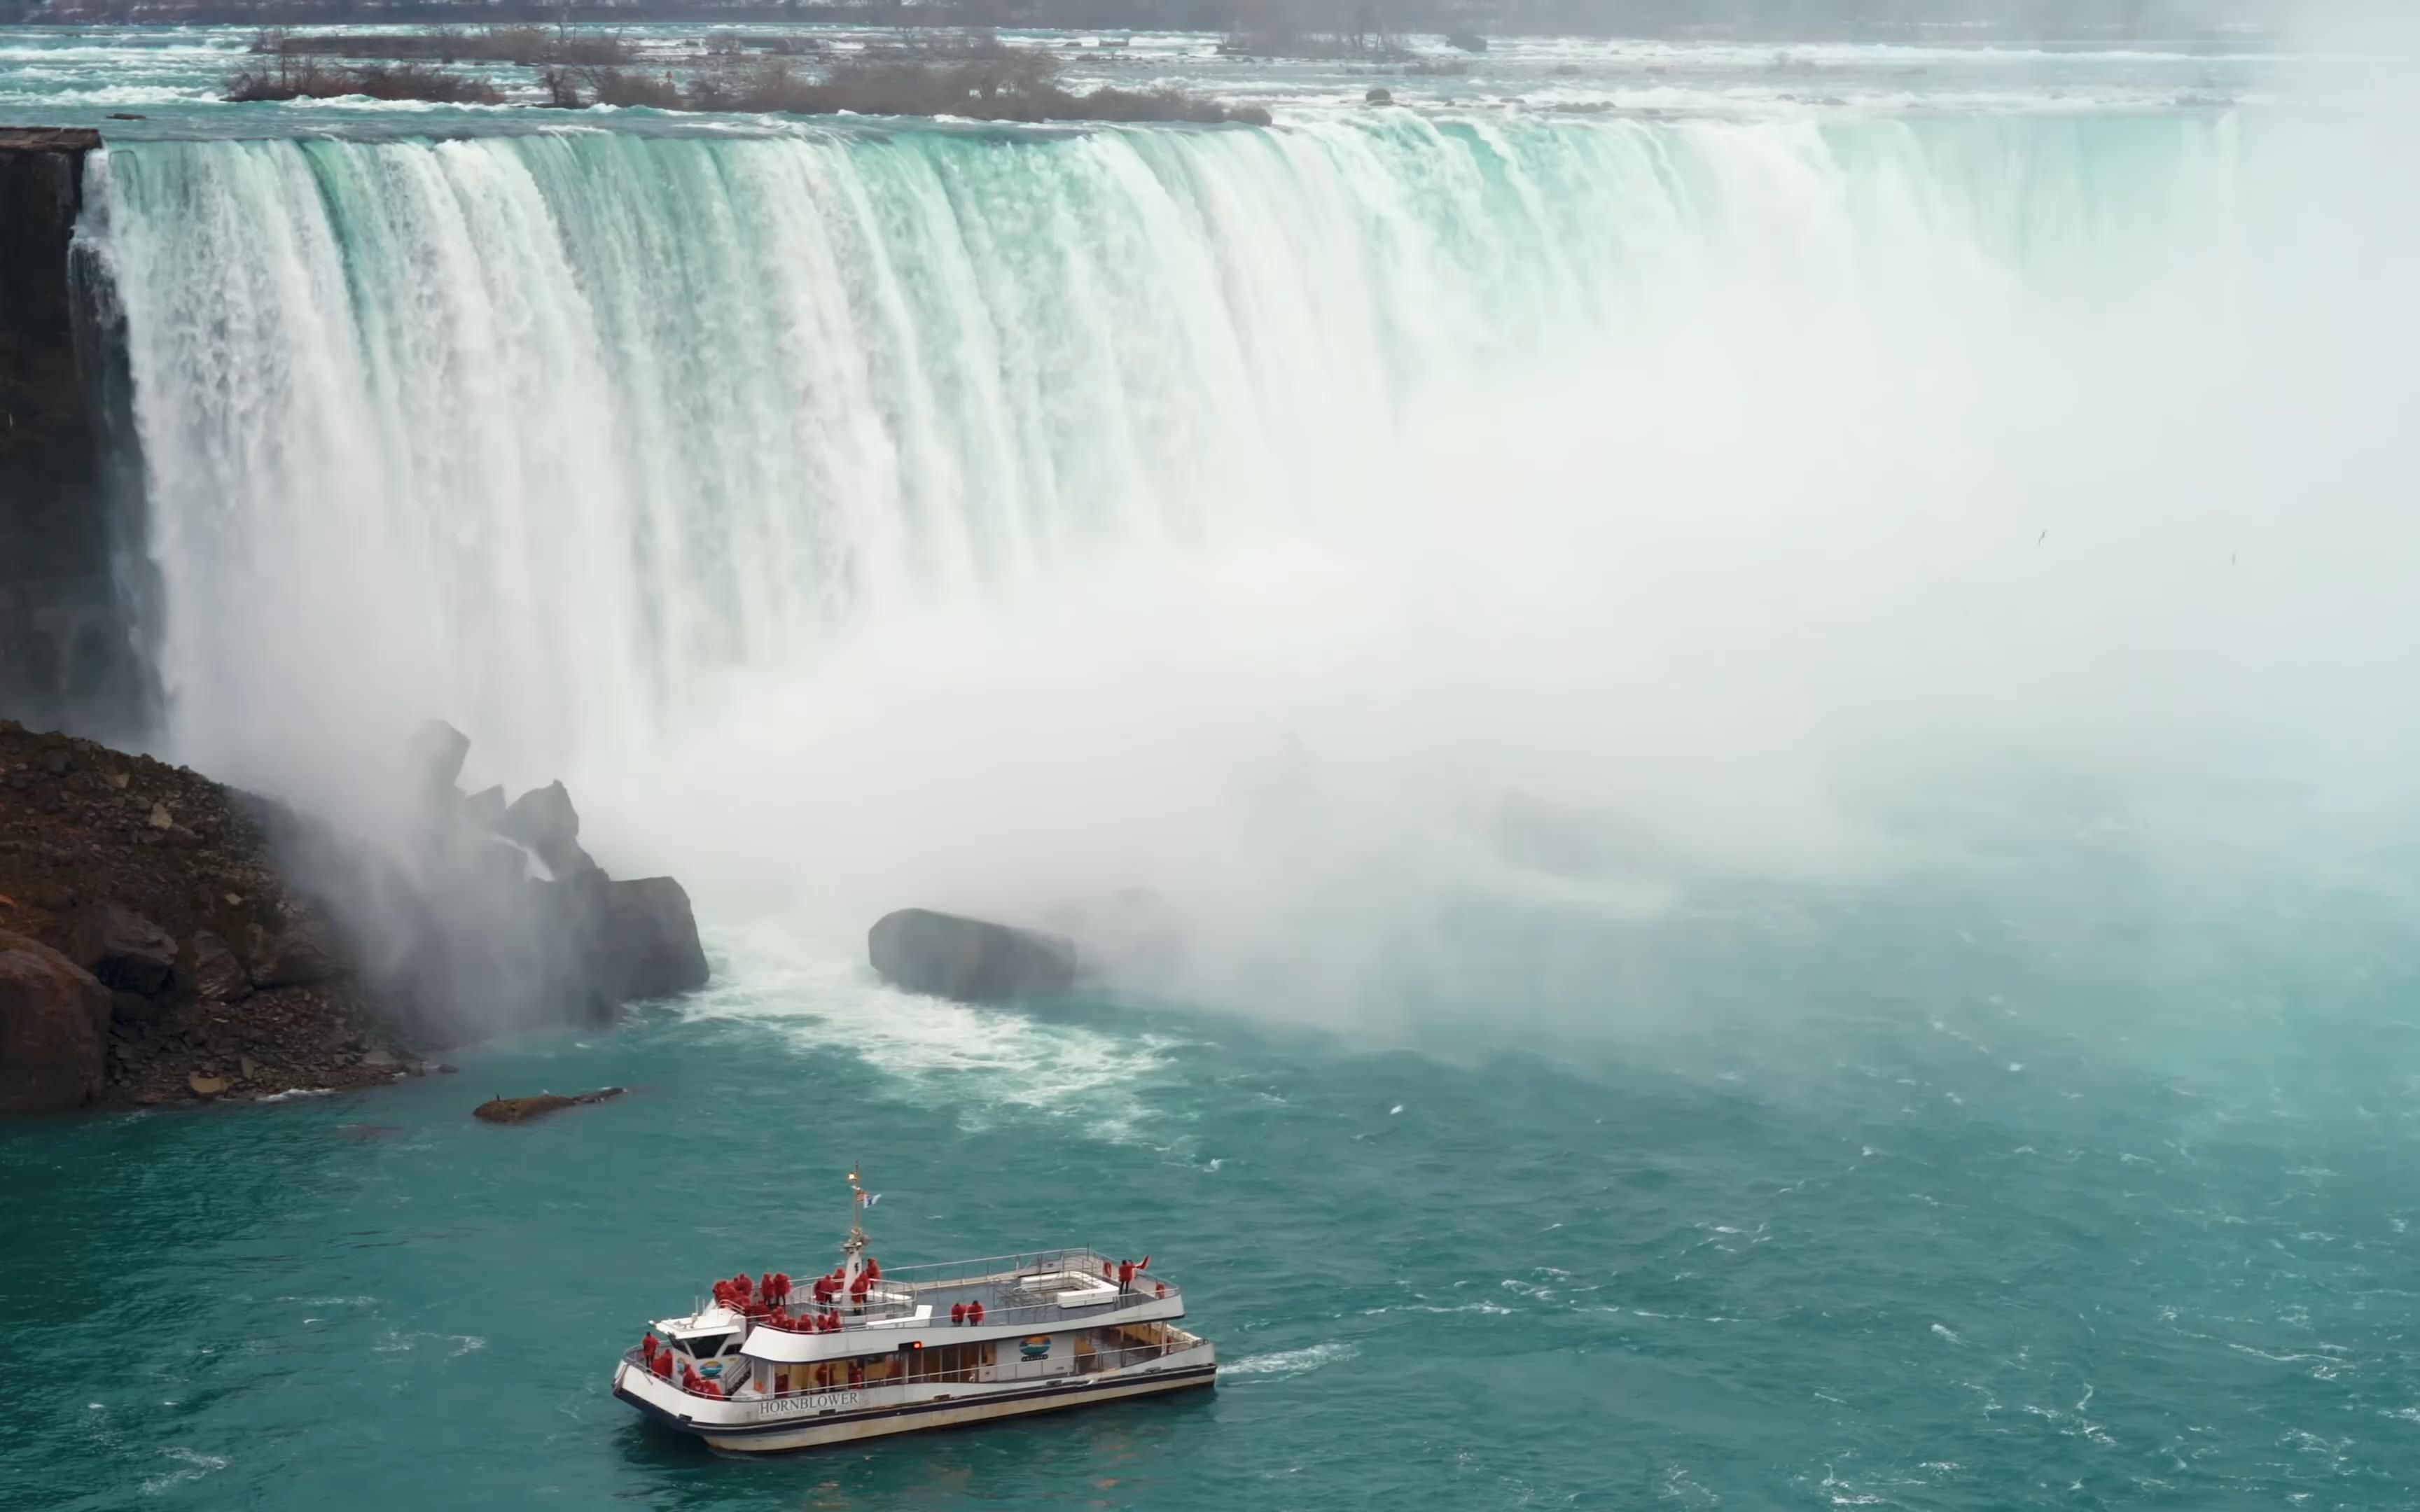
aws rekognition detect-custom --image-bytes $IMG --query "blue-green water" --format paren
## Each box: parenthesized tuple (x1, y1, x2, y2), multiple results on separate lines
(8, 22, 2420, 1512)
(8, 855, 2420, 1508)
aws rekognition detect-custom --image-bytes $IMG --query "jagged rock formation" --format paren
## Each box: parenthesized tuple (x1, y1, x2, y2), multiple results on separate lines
(394, 721, 708, 1026)
(868, 907, 1078, 1004)
(0, 719, 410, 1107)
(0, 717, 710, 1112)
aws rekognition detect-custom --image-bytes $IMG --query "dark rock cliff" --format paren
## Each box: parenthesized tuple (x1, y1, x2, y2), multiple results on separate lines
(0, 127, 148, 743)
(0, 718, 712, 1112)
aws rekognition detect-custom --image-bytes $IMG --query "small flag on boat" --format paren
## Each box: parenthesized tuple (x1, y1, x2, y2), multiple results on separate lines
(858, 1191, 882, 1208)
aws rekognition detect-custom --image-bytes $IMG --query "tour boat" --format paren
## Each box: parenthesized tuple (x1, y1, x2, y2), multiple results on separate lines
(611, 1174, 1216, 1452)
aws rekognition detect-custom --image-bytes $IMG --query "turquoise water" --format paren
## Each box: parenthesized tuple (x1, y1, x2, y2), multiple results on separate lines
(8, 23, 2420, 1511)
(8, 852, 2420, 1508)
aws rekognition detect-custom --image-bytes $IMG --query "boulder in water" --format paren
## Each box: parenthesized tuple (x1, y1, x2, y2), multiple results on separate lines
(868, 908, 1078, 1004)
(0, 929, 110, 1111)
(593, 876, 709, 1002)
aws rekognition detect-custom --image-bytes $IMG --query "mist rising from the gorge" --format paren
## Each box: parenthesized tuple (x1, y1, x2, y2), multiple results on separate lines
(90, 20, 2420, 1037)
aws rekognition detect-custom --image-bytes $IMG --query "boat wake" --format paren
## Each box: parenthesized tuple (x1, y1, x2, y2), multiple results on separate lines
(1223, 1341, 1359, 1380)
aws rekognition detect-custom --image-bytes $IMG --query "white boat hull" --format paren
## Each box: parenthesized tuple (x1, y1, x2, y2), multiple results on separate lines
(616, 1348, 1217, 1453)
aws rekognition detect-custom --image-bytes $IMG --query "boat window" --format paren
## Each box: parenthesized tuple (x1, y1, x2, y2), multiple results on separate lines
(679, 1333, 732, 1357)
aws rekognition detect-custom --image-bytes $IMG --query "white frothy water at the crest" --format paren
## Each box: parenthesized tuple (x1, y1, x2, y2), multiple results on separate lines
(85, 111, 2420, 1026)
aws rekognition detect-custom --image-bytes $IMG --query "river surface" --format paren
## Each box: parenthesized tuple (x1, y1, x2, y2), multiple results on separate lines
(4, 22, 2420, 1512)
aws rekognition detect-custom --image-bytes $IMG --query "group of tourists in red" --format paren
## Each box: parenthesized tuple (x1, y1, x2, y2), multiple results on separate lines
(696, 1264, 887, 1334)
(636, 1334, 726, 1397)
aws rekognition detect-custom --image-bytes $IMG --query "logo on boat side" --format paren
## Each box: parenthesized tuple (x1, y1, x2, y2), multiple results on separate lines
(1019, 1336, 1052, 1360)
(759, 1391, 864, 1418)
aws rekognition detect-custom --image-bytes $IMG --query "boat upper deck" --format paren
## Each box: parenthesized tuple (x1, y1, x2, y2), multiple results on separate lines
(660, 1247, 1181, 1347)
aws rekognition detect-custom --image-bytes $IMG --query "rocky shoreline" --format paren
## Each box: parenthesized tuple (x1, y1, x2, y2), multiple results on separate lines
(0, 718, 706, 1113)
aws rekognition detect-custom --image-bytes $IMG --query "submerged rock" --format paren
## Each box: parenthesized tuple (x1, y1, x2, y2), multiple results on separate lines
(0, 929, 110, 1111)
(473, 1086, 624, 1124)
(868, 908, 1078, 1004)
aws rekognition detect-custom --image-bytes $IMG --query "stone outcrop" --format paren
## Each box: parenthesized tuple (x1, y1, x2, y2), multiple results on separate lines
(389, 742, 707, 1025)
(408, 718, 472, 794)
(472, 1086, 623, 1124)
(0, 928, 109, 1111)
(0, 716, 711, 1112)
(868, 907, 1078, 1004)
(496, 778, 593, 879)
(64, 898, 176, 995)
(592, 875, 709, 1002)
(0, 720, 419, 1105)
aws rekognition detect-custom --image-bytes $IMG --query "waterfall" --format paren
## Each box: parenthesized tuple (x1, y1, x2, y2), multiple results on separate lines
(81, 113, 2420, 972)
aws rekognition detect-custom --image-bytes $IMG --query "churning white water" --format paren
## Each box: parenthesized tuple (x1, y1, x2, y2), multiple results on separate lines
(85, 112, 2420, 1014)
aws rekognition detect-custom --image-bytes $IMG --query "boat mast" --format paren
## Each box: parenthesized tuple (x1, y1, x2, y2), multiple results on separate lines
(842, 1165, 869, 1294)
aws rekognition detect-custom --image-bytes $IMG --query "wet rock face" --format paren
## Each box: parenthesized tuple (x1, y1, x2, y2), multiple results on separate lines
(0, 928, 109, 1111)
(868, 908, 1078, 1004)
(0, 128, 145, 739)
(496, 780, 592, 880)
(593, 876, 709, 1002)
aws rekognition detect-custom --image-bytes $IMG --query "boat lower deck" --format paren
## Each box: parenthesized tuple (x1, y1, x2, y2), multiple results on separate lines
(618, 1357, 1217, 1452)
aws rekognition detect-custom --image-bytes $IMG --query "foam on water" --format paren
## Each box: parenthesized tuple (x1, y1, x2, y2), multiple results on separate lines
(1224, 1340, 1361, 1379)
(684, 924, 1175, 1136)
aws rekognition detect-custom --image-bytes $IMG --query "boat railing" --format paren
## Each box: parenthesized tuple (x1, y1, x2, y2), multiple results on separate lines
(623, 1323, 1206, 1403)
(867, 1247, 1120, 1286)
(753, 1276, 1173, 1336)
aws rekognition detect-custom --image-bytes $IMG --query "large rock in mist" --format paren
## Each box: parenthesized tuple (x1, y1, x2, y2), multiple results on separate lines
(0, 930, 111, 1111)
(379, 729, 707, 1032)
(496, 779, 596, 880)
(868, 909, 1078, 1004)
(409, 719, 472, 794)
(591, 876, 709, 1002)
